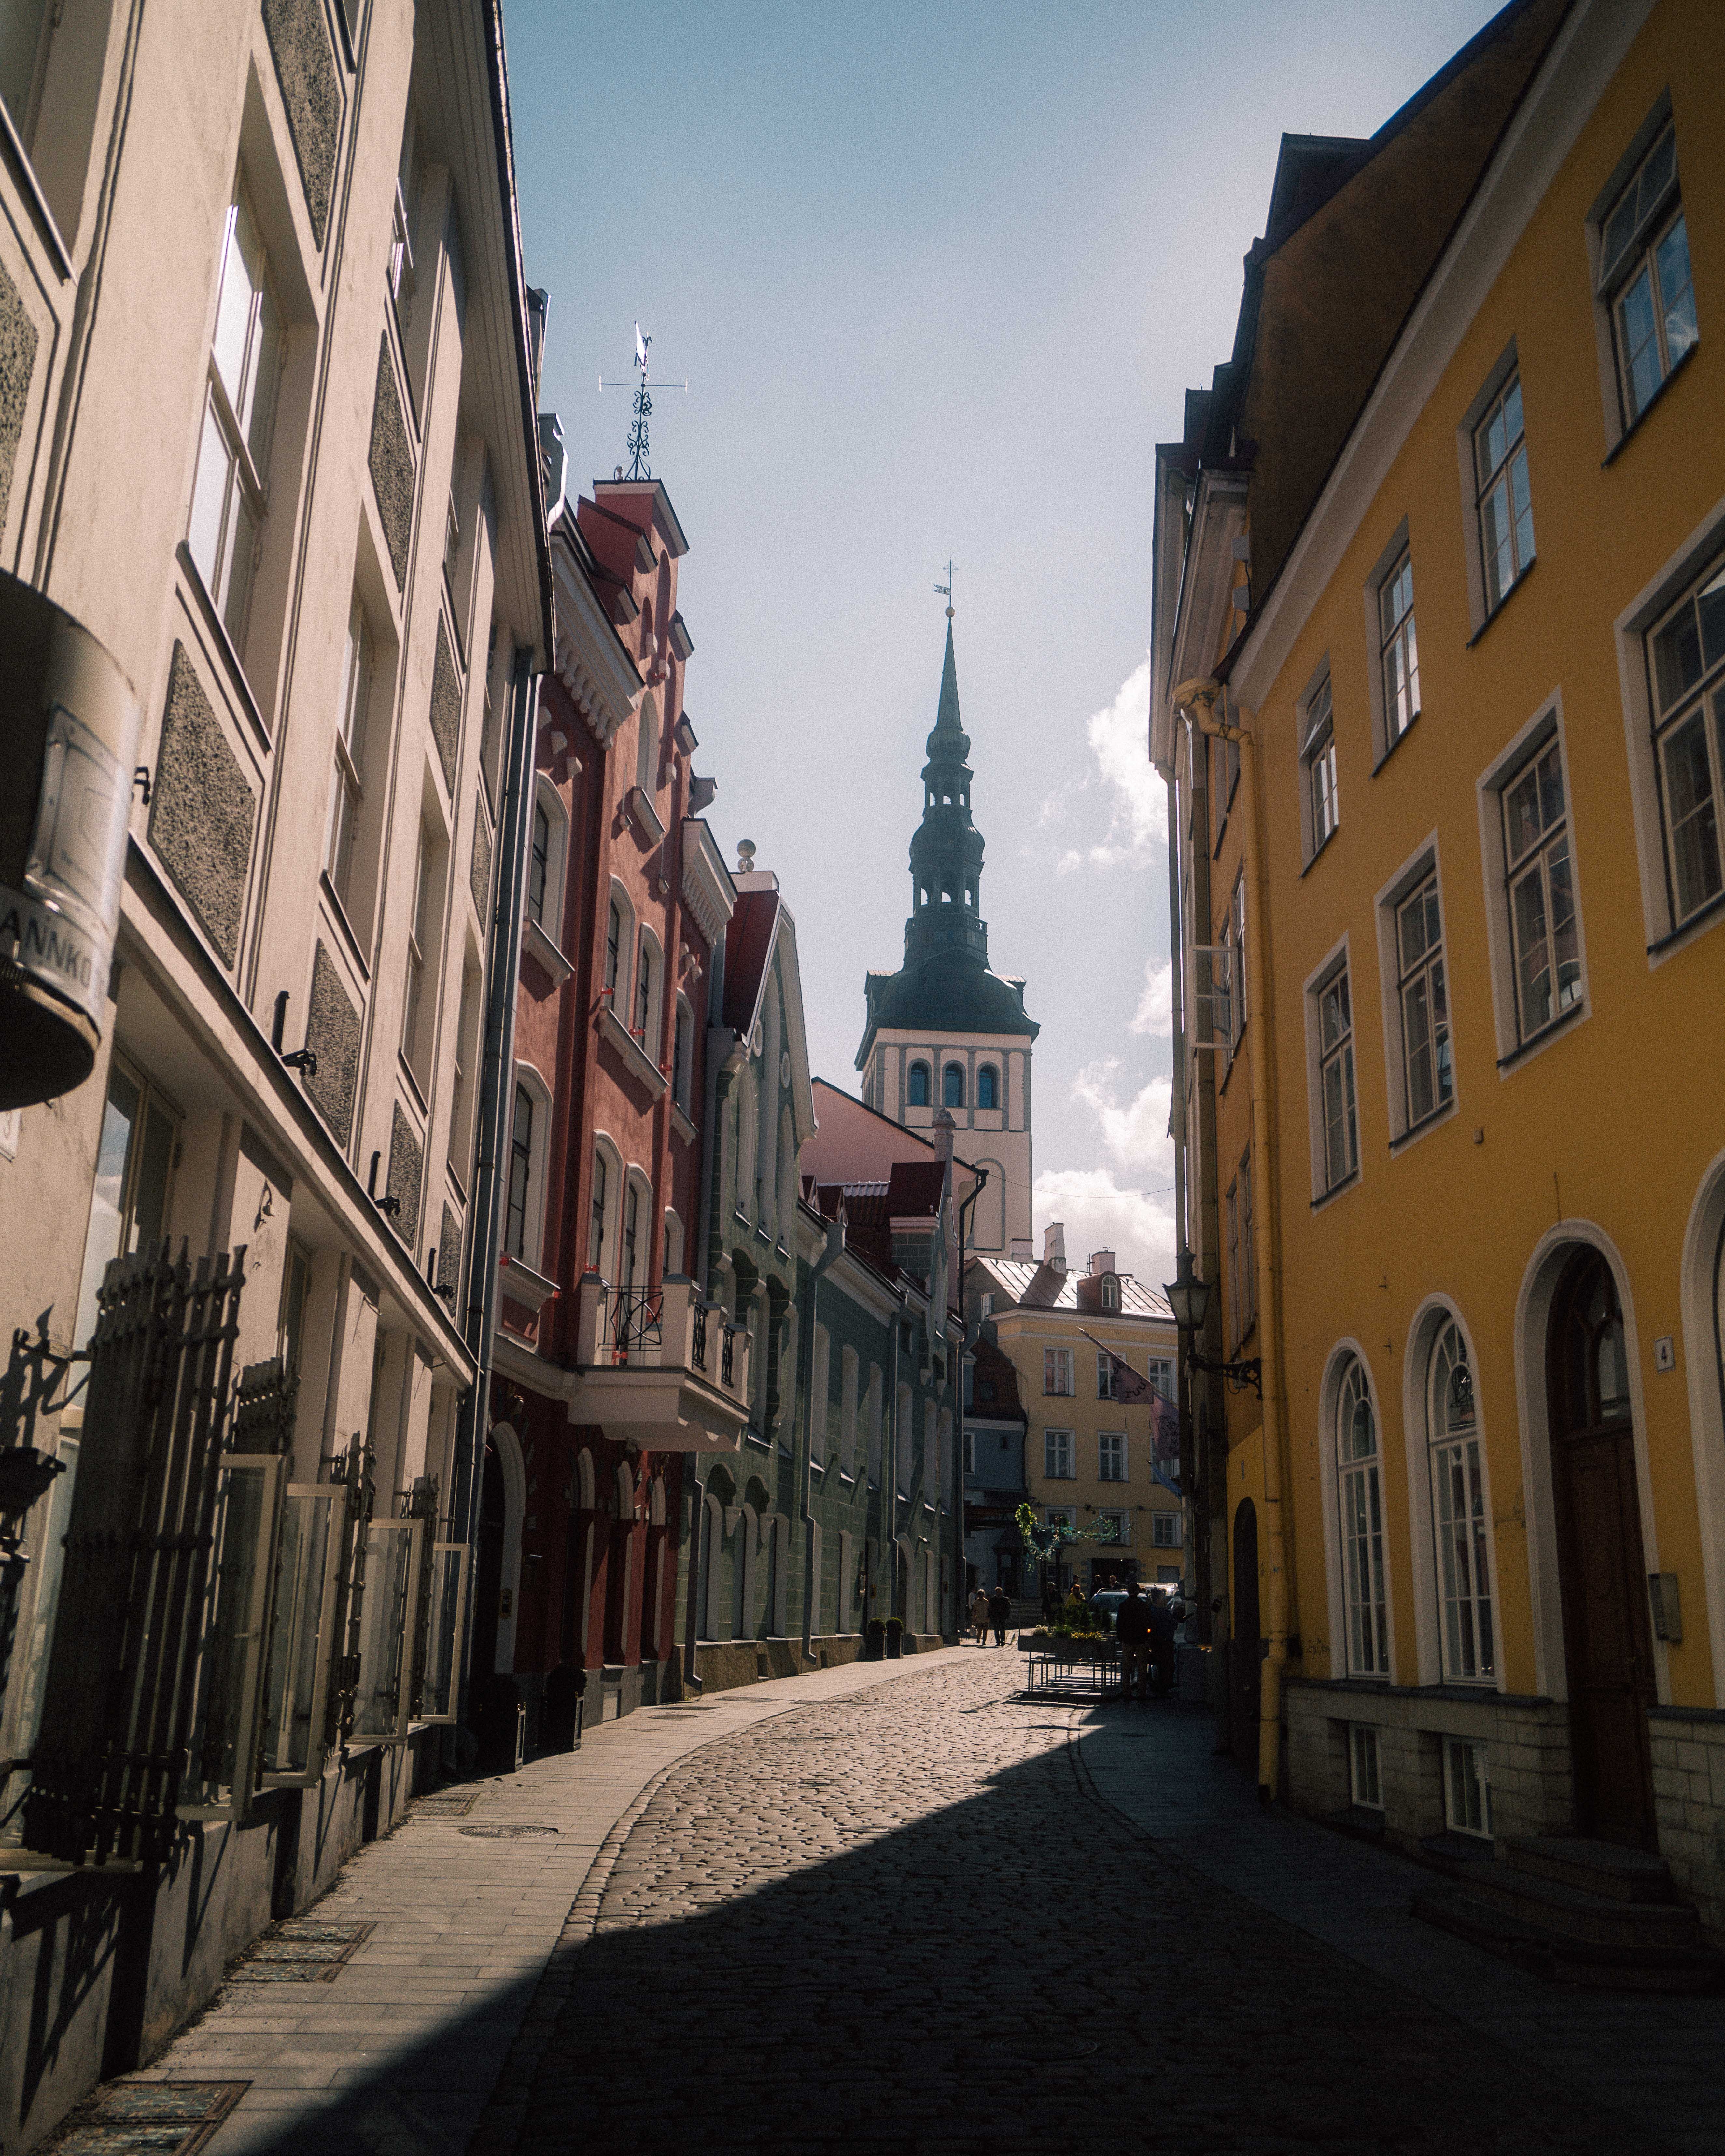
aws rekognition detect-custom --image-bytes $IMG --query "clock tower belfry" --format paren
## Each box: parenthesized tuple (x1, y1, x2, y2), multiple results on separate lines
(857, 615, 1036, 1259)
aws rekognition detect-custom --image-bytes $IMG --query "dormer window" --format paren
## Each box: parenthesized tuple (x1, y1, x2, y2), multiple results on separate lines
(1101, 1276, 1120, 1312)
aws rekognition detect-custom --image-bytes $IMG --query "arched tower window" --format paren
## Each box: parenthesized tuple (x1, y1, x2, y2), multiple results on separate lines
(907, 1062, 930, 1107)
(976, 1064, 998, 1111)
(942, 1062, 965, 1108)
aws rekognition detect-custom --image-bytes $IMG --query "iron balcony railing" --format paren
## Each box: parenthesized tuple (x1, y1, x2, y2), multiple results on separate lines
(608, 1284, 663, 1365)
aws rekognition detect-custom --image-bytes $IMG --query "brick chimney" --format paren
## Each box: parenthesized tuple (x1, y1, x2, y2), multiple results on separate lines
(1088, 1248, 1117, 1277)
(1043, 1221, 1066, 1274)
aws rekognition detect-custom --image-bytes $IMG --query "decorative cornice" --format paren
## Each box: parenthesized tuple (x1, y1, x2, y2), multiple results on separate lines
(680, 817, 736, 948)
(551, 535, 641, 748)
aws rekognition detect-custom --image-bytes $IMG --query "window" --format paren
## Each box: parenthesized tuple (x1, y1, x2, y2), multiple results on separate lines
(621, 1181, 641, 1290)
(1228, 873, 1247, 1049)
(1227, 1148, 1257, 1348)
(400, 825, 435, 1075)
(188, 177, 283, 649)
(72, 1060, 181, 1353)
(1647, 557, 1725, 925)
(977, 1064, 998, 1110)
(1444, 1737, 1492, 1838)
(1474, 374, 1535, 613)
(527, 801, 550, 927)
(1318, 966, 1358, 1190)
(1600, 124, 1696, 427)
(324, 597, 372, 912)
(1151, 1511, 1182, 1548)
(1503, 740, 1581, 1036)
(962, 1429, 974, 1474)
(442, 493, 461, 590)
(1302, 675, 1338, 850)
(633, 935, 654, 1047)
(447, 959, 480, 1181)
(635, 694, 657, 800)
(1395, 875, 1452, 1127)
(907, 1061, 930, 1107)
(1097, 1349, 1115, 1399)
(1148, 1356, 1174, 1400)
(605, 898, 622, 999)
(1098, 1432, 1125, 1483)
(1426, 1320, 1494, 1683)
(839, 1346, 859, 1477)
(942, 1062, 965, 1108)
(1335, 1355, 1388, 1677)
(1043, 1429, 1074, 1479)
(1378, 551, 1420, 747)
(672, 1000, 693, 1114)
(588, 1151, 607, 1271)
(1043, 1347, 1073, 1397)
(1100, 1277, 1120, 1312)
(1349, 1724, 1382, 1810)
(505, 1084, 533, 1260)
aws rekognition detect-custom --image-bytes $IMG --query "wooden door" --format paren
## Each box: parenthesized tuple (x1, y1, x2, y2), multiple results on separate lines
(1547, 1252, 1656, 1847)
(1230, 1498, 1260, 1776)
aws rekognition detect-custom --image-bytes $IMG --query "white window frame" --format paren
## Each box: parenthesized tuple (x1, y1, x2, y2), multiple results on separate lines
(1444, 1737, 1493, 1839)
(1097, 1348, 1114, 1399)
(259, 1481, 347, 1788)
(1333, 1354, 1389, 1677)
(1473, 366, 1535, 620)
(1043, 1346, 1073, 1398)
(619, 1167, 652, 1294)
(1476, 695, 1590, 1067)
(631, 928, 662, 1063)
(1454, 340, 1527, 637)
(350, 1515, 426, 1744)
(1298, 665, 1338, 864)
(1349, 1723, 1383, 1810)
(1150, 1511, 1182, 1549)
(603, 880, 634, 1009)
(1424, 1316, 1496, 1686)
(1043, 1427, 1074, 1480)
(589, 1133, 622, 1280)
(504, 1062, 552, 1272)
(1147, 1356, 1174, 1401)
(1373, 837, 1456, 1150)
(1377, 547, 1420, 755)
(1097, 1431, 1126, 1484)
(1303, 939, 1359, 1203)
(527, 776, 568, 938)
(1590, 108, 1696, 439)
(179, 1451, 285, 1825)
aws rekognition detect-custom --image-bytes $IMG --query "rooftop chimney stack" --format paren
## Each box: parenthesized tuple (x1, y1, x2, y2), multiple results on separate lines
(1088, 1249, 1117, 1277)
(1008, 1238, 1034, 1261)
(1043, 1222, 1066, 1274)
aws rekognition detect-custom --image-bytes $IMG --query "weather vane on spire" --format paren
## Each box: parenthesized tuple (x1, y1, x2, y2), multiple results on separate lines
(934, 561, 955, 621)
(598, 324, 688, 482)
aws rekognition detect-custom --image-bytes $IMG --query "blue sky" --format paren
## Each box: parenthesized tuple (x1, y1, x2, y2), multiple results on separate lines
(506, 0, 1502, 1285)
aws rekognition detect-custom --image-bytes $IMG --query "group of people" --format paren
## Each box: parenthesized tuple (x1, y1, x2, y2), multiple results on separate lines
(965, 1575, 1183, 1700)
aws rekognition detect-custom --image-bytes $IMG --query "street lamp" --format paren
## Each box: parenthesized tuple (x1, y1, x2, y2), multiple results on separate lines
(1163, 1246, 1262, 1398)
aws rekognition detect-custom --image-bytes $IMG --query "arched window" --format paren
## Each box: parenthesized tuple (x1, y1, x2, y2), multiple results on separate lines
(907, 1061, 930, 1107)
(505, 1084, 533, 1258)
(672, 998, 694, 1113)
(622, 1179, 641, 1289)
(1335, 1355, 1388, 1675)
(977, 1064, 998, 1111)
(634, 933, 654, 1044)
(605, 898, 622, 997)
(1426, 1320, 1494, 1682)
(588, 1148, 608, 1272)
(528, 800, 550, 925)
(942, 1062, 965, 1108)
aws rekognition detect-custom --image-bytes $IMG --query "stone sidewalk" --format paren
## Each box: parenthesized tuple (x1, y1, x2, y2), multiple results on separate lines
(1076, 1698, 1725, 2156)
(117, 1648, 974, 2156)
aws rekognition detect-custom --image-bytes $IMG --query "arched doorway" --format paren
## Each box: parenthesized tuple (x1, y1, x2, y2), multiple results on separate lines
(1547, 1248, 1656, 1846)
(1230, 1498, 1260, 1776)
(470, 1440, 506, 1683)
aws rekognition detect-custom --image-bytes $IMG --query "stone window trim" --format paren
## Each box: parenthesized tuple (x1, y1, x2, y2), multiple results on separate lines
(1612, 490, 1725, 965)
(1294, 652, 1337, 871)
(505, 1060, 554, 1276)
(146, 640, 259, 972)
(1453, 339, 1527, 641)
(1301, 931, 1360, 1208)
(1372, 833, 1458, 1154)
(1474, 691, 1592, 1071)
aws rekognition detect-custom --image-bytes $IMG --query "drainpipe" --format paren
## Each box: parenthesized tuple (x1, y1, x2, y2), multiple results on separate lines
(955, 1170, 987, 1623)
(1175, 677, 1289, 1803)
(450, 648, 540, 1739)
(801, 1213, 845, 1664)
(888, 1287, 908, 1621)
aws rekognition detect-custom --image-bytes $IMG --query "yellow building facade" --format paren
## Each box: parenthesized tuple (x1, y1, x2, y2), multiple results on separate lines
(1153, 0, 1725, 1936)
(971, 1235, 1181, 1597)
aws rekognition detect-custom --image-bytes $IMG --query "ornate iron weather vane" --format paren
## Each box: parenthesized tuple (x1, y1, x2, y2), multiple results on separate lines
(934, 560, 955, 620)
(598, 323, 688, 483)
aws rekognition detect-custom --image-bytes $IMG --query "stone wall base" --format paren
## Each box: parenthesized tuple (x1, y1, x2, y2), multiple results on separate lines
(1650, 1709, 1725, 1944)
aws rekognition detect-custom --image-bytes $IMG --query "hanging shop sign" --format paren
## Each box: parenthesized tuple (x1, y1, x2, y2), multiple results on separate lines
(0, 571, 138, 1110)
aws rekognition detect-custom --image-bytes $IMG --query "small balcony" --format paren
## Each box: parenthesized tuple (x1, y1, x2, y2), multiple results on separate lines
(568, 1273, 750, 1453)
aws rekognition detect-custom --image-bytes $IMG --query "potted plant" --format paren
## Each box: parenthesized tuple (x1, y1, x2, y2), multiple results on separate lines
(865, 1617, 885, 1661)
(884, 1617, 904, 1659)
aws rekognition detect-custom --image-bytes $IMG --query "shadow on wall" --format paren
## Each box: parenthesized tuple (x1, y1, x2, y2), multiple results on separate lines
(214, 1699, 1655, 2156)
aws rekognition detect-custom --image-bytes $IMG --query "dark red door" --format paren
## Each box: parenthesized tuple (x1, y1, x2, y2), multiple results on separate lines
(1547, 1251, 1657, 1848)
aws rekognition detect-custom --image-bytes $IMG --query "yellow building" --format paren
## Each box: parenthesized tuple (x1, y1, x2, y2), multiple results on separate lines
(1153, 0, 1725, 1943)
(971, 1229, 1181, 1599)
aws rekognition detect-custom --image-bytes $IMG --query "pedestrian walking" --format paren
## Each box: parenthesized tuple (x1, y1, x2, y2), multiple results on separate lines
(1148, 1587, 1178, 1698)
(968, 1585, 991, 1644)
(988, 1583, 1011, 1647)
(1115, 1579, 1152, 1700)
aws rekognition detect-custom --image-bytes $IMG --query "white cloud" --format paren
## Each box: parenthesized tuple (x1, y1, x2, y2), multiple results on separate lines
(1053, 660, 1166, 875)
(1071, 1059, 1172, 1177)
(1032, 1167, 1176, 1294)
(1129, 959, 1172, 1039)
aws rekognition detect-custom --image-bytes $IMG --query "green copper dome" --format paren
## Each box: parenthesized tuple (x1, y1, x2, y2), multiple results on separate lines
(857, 624, 1037, 1067)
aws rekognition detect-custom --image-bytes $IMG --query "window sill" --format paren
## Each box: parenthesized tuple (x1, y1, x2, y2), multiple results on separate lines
(1369, 708, 1420, 778)
(1602, 340, 1697, 467)
(1466, 556, 1536, 649)
(1496, 998, 1586, 1072)
(397, 1051, 428, 1119)
(670, 1103, 697, 1145)
(0, 95, 71, 280)
(1387, 1098, 1456, 1157)
(596, 1004, 667, 1098)
(1310, 1166, 1360, 1213)
(498, 1252, 560, 1314)
(176, 542, 271, 754)
(523, 917, 574, 987)
(1299, 826, 1338, 879)
(744, 1429, 771, 1450)
(625, 785, 666, 847)
(1647, 882, 1725, 959)
(318, 872, 371, 980)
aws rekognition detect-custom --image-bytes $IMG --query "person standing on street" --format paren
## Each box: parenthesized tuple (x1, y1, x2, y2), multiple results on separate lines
(1115, 1579, 1152, 1701)
(988, 1583, 1011, 1647)
(1148, 1587, 1178, 1698)
(968, 1585, 991, 1644)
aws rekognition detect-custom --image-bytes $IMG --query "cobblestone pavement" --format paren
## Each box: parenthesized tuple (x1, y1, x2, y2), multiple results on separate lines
(471, 1652, 1708, 2156)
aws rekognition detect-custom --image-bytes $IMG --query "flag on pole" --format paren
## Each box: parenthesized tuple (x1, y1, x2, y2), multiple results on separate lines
(1081, 1331, 1156, 1405)
(634, 321, 651, 371)
(1149, 1395, 1182, 1497)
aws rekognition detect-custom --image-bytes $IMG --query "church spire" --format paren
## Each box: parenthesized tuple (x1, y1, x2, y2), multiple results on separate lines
(905, 624, 987, 972)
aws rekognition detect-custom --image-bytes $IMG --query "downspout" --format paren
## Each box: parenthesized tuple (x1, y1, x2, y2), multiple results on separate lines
(450, 649, 539, 1735)
(1165, 762, 1203, 1634)
(1177, 677, 1288, 1803)
(888, 1288, 907, 1620)
(800, 1214, 845, 1664)
(955, 1170, 987, 1626)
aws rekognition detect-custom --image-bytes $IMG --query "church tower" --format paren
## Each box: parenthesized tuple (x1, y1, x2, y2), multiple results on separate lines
(856, 619, 1036, 1258)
